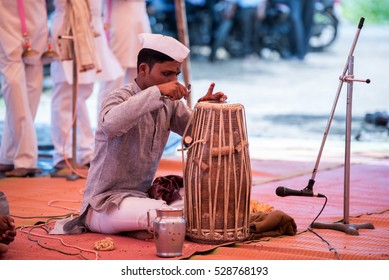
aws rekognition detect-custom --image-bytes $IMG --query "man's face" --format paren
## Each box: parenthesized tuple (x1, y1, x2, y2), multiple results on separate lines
(139, 60, 182, 89)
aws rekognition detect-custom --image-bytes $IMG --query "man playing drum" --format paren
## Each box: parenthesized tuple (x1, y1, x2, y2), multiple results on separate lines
(51, 33, 227, 239)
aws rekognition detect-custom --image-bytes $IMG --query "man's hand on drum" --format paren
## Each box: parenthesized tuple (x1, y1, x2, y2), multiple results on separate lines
(157, 81, 190, 101)
(198, 83, 227, 103)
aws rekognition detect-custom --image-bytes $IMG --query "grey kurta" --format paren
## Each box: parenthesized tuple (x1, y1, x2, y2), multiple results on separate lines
(62, 82, 192, 233)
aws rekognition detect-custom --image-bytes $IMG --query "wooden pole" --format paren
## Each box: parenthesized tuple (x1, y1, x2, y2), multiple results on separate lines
(71, 44, 78, 173)
(174, 0, 192, 108)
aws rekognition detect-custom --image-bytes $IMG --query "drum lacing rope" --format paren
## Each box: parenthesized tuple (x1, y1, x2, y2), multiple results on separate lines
(178, 108, 208, 175)
(181, 103, 252, 241)
(177, 138, 207, 153)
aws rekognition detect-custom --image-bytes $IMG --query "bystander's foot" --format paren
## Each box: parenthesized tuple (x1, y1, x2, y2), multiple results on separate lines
(54, 159, 73, 170)
(5, 168, 42, 177)
(54, 158, 89, 170)
(0, 164, 14, 173)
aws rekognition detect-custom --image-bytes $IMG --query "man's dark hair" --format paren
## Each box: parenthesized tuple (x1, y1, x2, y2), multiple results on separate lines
(137, 48, 175, 73)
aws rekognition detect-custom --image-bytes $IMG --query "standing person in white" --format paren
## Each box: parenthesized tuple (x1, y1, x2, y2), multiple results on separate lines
(0, 0, 48, 177)
(98, 0, 151, 106)
(50, 0, 123, 170)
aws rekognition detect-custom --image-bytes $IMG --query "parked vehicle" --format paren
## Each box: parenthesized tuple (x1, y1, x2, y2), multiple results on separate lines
(146, 0, 339, 59)
(309, 0, 339, 52)
(223, 0, 292, 59)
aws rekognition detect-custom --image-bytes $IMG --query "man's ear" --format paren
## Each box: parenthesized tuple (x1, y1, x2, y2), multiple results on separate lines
(138, 63, 148, 76)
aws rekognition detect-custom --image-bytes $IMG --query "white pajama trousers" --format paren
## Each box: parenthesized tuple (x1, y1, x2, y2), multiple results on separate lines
(0, 58, 42, 168)
(50, 82, 95, 166)
(86, 192, 185, 234)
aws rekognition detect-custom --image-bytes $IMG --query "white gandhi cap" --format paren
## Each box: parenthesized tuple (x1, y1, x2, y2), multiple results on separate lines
(138, 33, 190, 63)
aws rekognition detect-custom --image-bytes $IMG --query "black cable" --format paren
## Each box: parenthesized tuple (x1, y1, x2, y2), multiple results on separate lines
(306, 195, 341, 260)
(309, 195, 328, 227)
(307, 227, 340, 260)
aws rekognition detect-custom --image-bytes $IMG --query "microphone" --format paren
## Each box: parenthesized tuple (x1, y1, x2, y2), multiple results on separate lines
(276, 186, 325, 198)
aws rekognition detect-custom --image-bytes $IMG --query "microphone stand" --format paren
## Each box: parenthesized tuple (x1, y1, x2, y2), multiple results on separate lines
(308, 17, 374, 235)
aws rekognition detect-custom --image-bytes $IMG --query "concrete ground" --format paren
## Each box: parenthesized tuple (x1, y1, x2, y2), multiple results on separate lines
(0, 20, 388, 165)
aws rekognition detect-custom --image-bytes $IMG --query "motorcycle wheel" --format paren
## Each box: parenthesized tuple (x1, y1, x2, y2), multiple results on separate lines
(309, 11, 338, 52)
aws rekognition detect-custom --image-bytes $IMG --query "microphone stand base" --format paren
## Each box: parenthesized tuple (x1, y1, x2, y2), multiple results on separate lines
(311, 222, 374, 236)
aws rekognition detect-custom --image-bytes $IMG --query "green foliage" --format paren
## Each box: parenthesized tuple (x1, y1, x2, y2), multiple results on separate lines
(341, 0, 389, 24)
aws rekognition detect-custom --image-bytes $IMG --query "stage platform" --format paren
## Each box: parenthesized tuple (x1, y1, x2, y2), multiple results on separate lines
(1, 138, 388, 261)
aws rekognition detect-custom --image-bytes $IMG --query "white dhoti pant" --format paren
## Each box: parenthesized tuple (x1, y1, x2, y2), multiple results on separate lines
(0, 52, 43, 168)
(85, 190, 185, 234)
(50, 82, 94, 166)
(0, 0, 48, 169)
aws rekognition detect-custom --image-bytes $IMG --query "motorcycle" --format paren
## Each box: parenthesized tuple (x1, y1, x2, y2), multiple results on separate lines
(310, 0, 339, 52)
(146, 0, 339, 59)
(222, 0, 292, 59)
(223, 0, 339, 58)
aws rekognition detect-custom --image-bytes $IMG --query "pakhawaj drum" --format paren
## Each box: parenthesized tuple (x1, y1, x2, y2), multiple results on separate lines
(182, 102, 252, 244)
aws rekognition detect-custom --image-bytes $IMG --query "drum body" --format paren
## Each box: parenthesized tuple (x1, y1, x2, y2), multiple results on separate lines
(183, 102, 252, 244)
